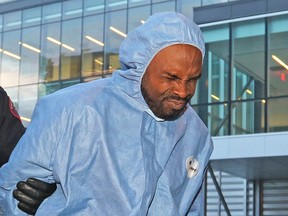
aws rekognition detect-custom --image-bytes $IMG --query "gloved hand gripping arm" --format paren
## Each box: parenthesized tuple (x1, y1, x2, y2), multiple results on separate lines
(0, 87, 55, 215)
(13, 178, 56, 215)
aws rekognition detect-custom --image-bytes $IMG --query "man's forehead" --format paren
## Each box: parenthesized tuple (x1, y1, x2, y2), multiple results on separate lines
(155, 44, 202, 58)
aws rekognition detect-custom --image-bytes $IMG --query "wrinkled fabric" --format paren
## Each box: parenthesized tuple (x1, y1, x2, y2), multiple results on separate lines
(0, 12, 213, 215)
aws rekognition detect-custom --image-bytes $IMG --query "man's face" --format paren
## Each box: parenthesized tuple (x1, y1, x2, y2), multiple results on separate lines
(141, 44, 203, 120)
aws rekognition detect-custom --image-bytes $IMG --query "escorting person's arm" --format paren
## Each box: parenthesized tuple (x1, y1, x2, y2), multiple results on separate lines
(13, 178, 56, 215)
(0, 86, 25, 167)
(0, 87, 56, 215)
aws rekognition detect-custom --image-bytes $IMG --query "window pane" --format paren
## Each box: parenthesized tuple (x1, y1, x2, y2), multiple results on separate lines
(4, 11, 21, 31)
(0, 30, 21, 87)
(179, 0, 199, 18)
(61, 19, 82, 80)
(40, 22, 61, 82)
(63, 0, 83, 20)
(192, 24, 229, 105)
(0, 32, 2, 75)
(61, 79, 81, 89)
(268, 14, 288, 97)
(20, 26, 41, 84)
(82, 14, 104, 77)
(42, 3, 62, 24)
(152, 0, 168, 3)
(127, 6, 150, 32)
(232, 19, 265, 100)
(203, 0, 228, 6)
(152, 1, 175, 13)
(190, 0, 201, 8)
(83, 76, 102, 83)
(39, 82, 60, 98)
(128, 0, 151, 7)
(231, 100, 265, 135)
(193, 103, 229, 136)
(268, 97, 288, 132)
(106, 0, 127, 11)
(23, 7, 41, 28)
(0, 15, 3, 32)
(104, 11, 127, 74)
(84, 0, 105, 15)
(18, 85, 38, 127)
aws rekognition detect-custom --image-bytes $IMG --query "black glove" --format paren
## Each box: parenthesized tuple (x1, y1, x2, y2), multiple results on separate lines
(13, 178, 56, 215)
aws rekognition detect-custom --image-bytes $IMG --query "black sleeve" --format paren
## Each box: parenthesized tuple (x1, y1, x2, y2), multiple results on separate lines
(0, 86, 26, 167)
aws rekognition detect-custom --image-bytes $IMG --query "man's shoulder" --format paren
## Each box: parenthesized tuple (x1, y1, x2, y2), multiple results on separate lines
(41, 79, 107, 99)
(36, 78, 113, 114)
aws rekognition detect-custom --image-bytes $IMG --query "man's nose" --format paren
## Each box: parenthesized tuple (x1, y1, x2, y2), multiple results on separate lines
(174, 82, 192, 99)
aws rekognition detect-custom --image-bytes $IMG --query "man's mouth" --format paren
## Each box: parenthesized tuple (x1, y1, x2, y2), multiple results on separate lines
(166, 99, 187, 110)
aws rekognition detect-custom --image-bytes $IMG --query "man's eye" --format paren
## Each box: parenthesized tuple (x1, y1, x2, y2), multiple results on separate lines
(188, 78, 198, 82)
(165, 76, 176, 81)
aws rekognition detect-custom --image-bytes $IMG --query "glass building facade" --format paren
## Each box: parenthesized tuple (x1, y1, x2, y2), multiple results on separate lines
(192, 14, 288, 136)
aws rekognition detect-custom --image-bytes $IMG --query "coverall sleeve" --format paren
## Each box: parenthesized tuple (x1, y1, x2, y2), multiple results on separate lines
(186, 176, 206, 216)
(0, 87, 26, 167)
(0, 96, 63, 215)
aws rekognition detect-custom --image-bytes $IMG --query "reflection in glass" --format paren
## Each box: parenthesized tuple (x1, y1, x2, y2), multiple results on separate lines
(152, 1, 175, 13)
(128, 0, 150, 7)
(82, 15, 104, 77)
(232, 19, 265, 100)
(83, 76, 102, 83)
(179, 0, 199, 18)
(0, 30, 21, 87)
(4, 11, 21, 31)
(18, 85, 38, 127)
(42, 3, 62, 24)
(268, 15, 288, 97)
(209, 54, 229, 102)
(268, 98, 288, 132)
(61, 19, 81, 80)
(127, 6, 150, 32)
(20, 26, 40, 85)
(0, 15, 3, 32)
(203, 0, 228, 6)
(63, 0, 83, 20)
(40, 23, 61, 82)
(152, 0, 168, 3)
(104, 11, 127, 74)
(23, 7, 41, 28)
(231, 100, 265, 135)
(193, 103, 229, 136)
(0, 33, 1, 75)
(192, 24, 229, 105)
(61, 79, 81, 89)
(84, 0, 105, 15)
(38, 82, 60, 98)
(106, 0, 127, 11)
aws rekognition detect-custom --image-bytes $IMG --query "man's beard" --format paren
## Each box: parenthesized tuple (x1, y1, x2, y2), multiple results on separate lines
(141, 85, 189, 121)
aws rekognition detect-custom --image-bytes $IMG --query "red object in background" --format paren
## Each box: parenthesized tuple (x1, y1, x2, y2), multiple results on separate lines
(281, 73, 286, 81)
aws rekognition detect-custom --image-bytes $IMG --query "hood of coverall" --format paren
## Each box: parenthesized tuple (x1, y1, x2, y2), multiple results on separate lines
(112, 12, 205, 120)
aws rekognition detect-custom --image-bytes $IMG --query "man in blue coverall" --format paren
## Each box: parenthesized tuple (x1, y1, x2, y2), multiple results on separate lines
(0, 12, 213, 215)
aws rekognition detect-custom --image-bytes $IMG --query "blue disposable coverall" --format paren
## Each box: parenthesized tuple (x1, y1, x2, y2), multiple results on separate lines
(0, 12, 213, 215)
